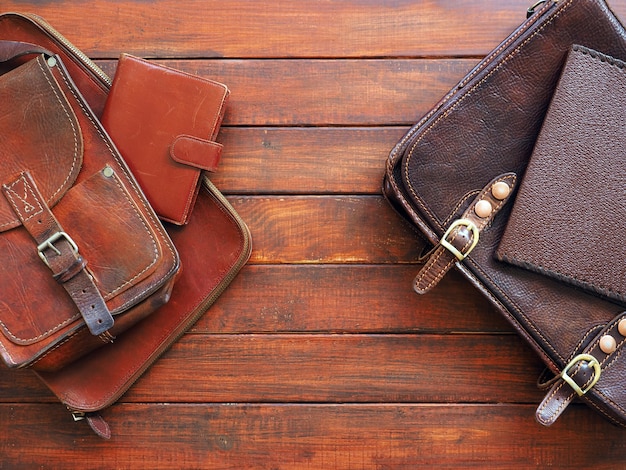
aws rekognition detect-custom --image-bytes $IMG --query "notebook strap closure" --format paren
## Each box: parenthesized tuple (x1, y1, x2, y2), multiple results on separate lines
(536, 312, 626, 426)
(413, 173, 517, 294)
(2, 171, 114, 338)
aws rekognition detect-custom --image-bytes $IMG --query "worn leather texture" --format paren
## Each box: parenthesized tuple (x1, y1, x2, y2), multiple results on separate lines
(383, 0, 626, 426)
(497, 45, 626, 304)
(0, 44, 180, 372)
(102, 53, 229, 225)
(0, 12, 250, 433)
(38, 178, 252, 415)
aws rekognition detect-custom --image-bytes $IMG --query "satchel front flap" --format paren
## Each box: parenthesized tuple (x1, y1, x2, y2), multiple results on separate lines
(0, 54, 82, 232)
(0, 167, 162, 346)
(399, 0, 626, 234)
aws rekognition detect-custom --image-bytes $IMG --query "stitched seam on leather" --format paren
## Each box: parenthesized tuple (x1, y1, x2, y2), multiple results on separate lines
(35, 57, 80, 205)
(3, 175, 44, 223)
(54, 61, 180, 306)
(0, 58, 80, 231)
(0, 311, 80, 345)
(403, 0, 573, 227)
(417, 175, 515, 290)
(467, 258, 561, 360)
(585, 398, 625, 427)
(60, 183, 248, 411)
(571, 327, 599, 358)
(100, 173, 159, 298)
(540, 332, 626, 423)
(537, 380, 574, 425)
(415, 247, 454, 291)
(28, 329, 80, 367)
(1, 174, 84, 344)
(443, 190, 478, 227)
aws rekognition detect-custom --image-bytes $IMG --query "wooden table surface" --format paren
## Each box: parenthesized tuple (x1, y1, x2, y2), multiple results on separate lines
(2, 1, 626, 468)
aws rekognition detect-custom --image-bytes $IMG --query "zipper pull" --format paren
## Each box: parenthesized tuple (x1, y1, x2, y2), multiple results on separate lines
(527, 0, 549, 18)
(69, 410, 111, 439)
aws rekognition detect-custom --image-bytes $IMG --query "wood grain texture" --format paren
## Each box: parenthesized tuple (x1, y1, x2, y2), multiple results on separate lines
(213, 127, 409, 194)
(2, 0, 626, 466)
(1, 404, 624, 469)
(12, 0, 626, 58)
(229, 196, 423, 264)
(96, 59, 477, 126)
(199, 266, 512, 334)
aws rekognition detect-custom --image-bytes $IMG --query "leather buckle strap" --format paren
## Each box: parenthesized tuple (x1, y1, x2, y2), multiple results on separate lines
(413, 173, 517, 294)
(560, 354, 601, 397)
(536, 312, 626, 426)
(2, 171, 114, 337)
(37, 231, 78, 266)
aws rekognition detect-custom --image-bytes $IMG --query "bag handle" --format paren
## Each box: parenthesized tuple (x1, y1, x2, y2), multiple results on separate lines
(0, 40, 51, 63)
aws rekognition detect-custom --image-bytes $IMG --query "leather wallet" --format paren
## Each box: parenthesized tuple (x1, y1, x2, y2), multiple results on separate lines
(102, 53, 229, 225)
(497, 45, 626, 304)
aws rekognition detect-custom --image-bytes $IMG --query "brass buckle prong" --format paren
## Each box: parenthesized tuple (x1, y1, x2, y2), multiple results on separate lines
(439, 219, 479, 261)
(37, 231, 79, 268)
(560, 354, 601, 396)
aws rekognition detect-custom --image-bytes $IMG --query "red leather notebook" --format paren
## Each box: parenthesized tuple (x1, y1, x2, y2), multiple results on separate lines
(102, 54, 229, 225)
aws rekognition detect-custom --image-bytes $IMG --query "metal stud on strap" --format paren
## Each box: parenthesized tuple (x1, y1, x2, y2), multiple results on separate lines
(560, 354, 601, 396)
(439, 218, 479, 261)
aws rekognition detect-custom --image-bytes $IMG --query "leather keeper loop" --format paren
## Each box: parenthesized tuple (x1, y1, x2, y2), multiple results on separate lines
(413, 172, 517, 294)
(536, 311, 626, 426)
(52, 255, 87, 284)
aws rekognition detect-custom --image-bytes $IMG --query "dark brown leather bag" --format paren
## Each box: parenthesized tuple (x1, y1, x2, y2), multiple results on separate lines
(0, 40, 180, 372)
(0, 13, 251, 438)
(383, 0, 626, 427)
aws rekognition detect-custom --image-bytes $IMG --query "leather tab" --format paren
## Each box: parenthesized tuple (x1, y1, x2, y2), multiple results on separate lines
(536, 312, 626, 426)
(86, 413, 111, 440)
(414, 173, 517, 293)
(2, 172, 114, 337)
(170, 134, 222, 172)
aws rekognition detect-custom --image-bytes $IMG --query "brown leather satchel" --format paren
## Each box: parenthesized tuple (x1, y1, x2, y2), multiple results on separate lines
(0, 13, 251, 438)
(383, 0, 626, 427)
(0, 40, 180, 372)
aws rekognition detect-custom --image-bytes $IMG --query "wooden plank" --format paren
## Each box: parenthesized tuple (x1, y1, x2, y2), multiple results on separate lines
(213, 127, 409, 195)
(228, 196, 423, 264)
(95, 58, 477, 126)
(0, 403, 623, 468)
(1, 334, 538, 404)
(6, 1, 626, 59)
(200, 265, 511, 334)
(122, 333, 543, 404)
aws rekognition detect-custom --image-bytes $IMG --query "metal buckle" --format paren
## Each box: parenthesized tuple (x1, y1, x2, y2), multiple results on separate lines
(439, 219, 479, 261)
(37, 231, 79, 268)
(527, 0, 547, 18)
(560, 354, 601, 396)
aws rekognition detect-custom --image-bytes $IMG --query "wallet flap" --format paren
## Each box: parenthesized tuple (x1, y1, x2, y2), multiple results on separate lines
(0, 55, 82, 232)
(170, 134, 222, 172)
(497, 45, 626, 304)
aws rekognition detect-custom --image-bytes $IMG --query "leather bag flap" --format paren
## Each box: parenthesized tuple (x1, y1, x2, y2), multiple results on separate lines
(0, 55, 82, 232)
